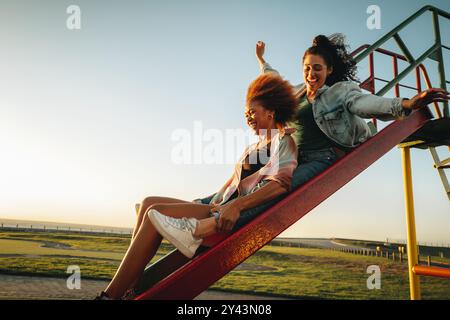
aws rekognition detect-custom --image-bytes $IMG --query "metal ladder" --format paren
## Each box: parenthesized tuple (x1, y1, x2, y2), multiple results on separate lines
(429, 147, 450, 200)
(354, 4, 450, 300)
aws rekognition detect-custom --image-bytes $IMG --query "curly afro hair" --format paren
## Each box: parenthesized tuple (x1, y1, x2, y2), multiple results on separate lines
(246, 73, 297, 125)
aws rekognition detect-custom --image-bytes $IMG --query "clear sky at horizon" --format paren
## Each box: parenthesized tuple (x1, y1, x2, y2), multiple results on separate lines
(0, 0, 449, 244)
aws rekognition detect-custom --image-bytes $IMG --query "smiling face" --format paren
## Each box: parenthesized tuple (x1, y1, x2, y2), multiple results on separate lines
(244, 101, 275, 135)
(303, 53, 333, 93)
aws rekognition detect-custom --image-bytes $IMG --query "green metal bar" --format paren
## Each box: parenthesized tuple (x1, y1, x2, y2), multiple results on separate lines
(376, 44, 439, 96)
(393, 33, 415, 63)
(433, 6, 450, 18)
(354, 5, 450, 64)
(432, 10, 449, 118)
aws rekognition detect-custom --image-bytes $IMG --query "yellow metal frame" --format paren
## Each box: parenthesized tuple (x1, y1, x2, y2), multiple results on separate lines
(401, 146, 421, 300)
(400, 144, 450, 300)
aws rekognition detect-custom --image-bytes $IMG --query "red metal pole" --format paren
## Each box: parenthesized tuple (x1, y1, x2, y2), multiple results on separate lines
(419, 65, 442, 118)
(393, 56, 400, 97)
(415, 67, 422, 93)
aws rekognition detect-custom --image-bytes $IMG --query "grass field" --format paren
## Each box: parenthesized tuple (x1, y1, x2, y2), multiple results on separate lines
(1, 230, 449, 299)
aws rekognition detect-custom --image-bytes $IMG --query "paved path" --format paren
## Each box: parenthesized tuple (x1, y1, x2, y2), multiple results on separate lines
(0, 274, 288, 300)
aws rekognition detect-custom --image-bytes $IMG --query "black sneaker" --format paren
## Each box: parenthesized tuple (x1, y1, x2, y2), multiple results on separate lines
(94, 291, 113, 300)
(121, 288, 138, 300)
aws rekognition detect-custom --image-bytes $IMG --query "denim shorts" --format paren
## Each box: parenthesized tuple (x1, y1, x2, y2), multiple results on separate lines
(200, 147, 338, 232)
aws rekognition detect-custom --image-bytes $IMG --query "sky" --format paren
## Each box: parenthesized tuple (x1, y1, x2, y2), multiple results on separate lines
(0, 0, 449, 244)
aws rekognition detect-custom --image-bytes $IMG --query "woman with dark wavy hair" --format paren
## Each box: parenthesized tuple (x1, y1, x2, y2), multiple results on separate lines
(256, 34, 448, 191)
(95, 74, 299, 299)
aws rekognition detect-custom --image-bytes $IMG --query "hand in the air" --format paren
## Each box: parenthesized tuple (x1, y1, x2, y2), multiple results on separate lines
(256, 41, 266, 62)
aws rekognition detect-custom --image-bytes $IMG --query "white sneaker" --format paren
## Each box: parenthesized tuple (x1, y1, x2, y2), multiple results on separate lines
(148, 209, 203, 258)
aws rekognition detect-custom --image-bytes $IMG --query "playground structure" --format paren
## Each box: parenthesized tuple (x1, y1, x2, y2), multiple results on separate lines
(134, 5, 449, 300)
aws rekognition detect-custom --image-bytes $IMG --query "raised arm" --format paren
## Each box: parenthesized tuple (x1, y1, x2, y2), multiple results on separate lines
(255, 41, 280, 75)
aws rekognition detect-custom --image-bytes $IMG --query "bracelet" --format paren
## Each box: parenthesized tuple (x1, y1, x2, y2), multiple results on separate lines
(210, 211, 220, 224)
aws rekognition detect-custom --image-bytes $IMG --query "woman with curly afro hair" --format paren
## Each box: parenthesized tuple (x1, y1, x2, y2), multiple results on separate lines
(96, 73, 299, 299)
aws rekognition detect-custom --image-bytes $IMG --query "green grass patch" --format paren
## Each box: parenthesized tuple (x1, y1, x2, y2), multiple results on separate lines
(0, 231, 131, 253)
(0, 239, 125, 260)
(1, 231, 449, 299)
(212, 246, 450, 300)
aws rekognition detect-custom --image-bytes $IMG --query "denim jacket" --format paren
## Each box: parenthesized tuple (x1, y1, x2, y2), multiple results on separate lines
(261, 62, 410, 149)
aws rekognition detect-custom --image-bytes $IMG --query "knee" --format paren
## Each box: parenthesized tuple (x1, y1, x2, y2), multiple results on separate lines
(134, 197, 155, 221)
(141, 196, 159, 209)
(139, 197, 163, 216)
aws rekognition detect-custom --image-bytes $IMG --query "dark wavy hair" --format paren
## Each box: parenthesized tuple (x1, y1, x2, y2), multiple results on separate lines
(303, 34, 358, 86)
(246, 74, 297, 125)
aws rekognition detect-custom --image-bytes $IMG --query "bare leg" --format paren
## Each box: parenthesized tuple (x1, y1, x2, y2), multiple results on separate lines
(132, 196, 190, 240)
(104, 202, 213, 299)
(194, 217, 218, 238)
(128, 211, 218, 291)
(125, 198, 208, 292)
